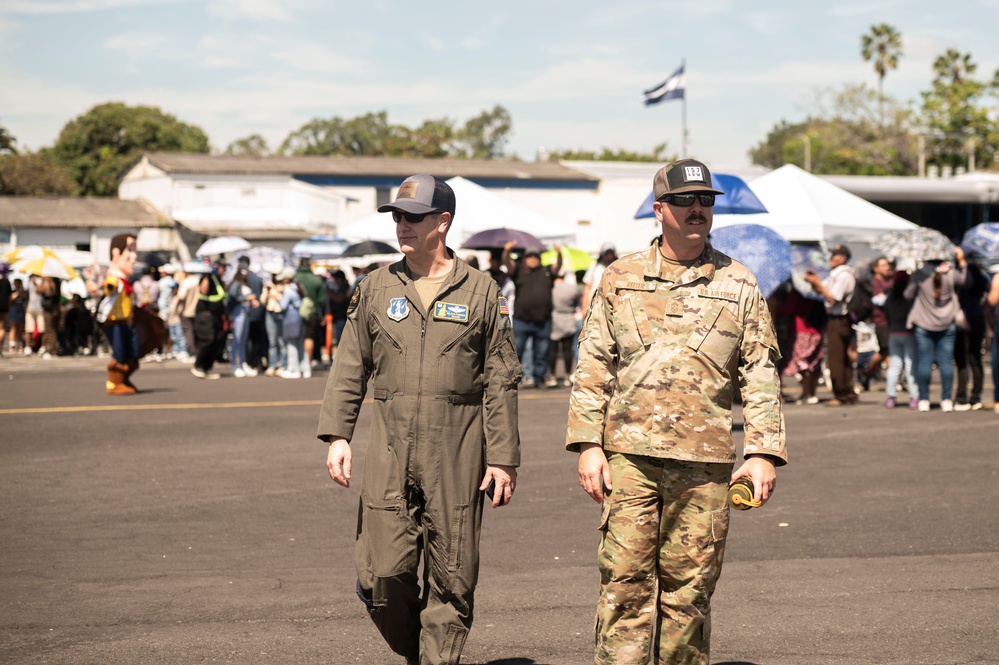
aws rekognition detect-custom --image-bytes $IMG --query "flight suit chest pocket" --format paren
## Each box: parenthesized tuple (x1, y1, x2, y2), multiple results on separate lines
(686, 301, 742, 369)
(614, 290, 655, 359)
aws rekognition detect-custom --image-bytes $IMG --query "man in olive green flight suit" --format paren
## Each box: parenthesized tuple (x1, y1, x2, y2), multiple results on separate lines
(318, 174, 522, 665)
(567, 159, 787, 665)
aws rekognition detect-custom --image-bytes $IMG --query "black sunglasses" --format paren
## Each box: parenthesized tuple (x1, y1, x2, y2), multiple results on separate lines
(660, 193, 716, 207)
(391, 210, 435, 224)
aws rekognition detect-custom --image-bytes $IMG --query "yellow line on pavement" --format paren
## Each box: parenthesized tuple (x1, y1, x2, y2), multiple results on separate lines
(1, 391, 566, 415)
(0, 400, 323, 415)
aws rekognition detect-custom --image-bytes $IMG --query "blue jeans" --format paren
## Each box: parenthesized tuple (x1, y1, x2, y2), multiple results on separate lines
(886, 334, 918, 398)
(265, 310, 286, 370)
(514, 318, 550, 384)
(168, 322, 187, 355)
(913, 324, 956, 402)
(105, 322, 138, 364)
(230, 304, 249, 370)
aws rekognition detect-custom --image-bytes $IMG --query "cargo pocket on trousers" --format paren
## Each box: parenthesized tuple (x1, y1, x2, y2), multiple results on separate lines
(597, 495, 611, 532)
(710, 506, 730, 544)
(362, 500, 415, 579)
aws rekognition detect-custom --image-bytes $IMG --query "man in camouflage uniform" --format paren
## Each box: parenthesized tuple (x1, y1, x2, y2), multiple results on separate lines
(566, 159, 787, 665)
(318, 174, 522, 665)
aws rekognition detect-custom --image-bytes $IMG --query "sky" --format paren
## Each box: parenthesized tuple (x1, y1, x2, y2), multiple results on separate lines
(2, 0, 998, 167)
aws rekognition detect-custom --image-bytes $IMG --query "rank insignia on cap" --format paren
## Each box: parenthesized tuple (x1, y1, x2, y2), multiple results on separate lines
(499, 296, 509, 316)
(387, 297, 410, 322)
(433, 301, 469, 323)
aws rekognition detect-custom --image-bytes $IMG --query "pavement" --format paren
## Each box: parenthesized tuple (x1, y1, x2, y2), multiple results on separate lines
(0, 354, 997, 665)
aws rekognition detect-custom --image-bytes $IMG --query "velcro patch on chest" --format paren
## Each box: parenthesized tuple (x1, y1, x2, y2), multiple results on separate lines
(433, 301, 469, 323)
(698, 287, 739, 302)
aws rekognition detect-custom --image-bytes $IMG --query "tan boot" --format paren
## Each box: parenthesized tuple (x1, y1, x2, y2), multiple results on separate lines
(123, 358, 140, 391)
(106, 361, 136, 395)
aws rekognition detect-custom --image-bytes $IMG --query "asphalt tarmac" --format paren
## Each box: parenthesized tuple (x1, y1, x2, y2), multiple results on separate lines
(1, 355, 997, 665)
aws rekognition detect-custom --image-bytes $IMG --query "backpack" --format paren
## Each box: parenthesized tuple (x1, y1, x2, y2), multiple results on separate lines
(848, 276, 873, 324)
(299, 295, 317, 320)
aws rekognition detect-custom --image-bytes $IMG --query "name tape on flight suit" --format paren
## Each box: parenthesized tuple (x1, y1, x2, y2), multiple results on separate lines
(433, 301, 468, 323)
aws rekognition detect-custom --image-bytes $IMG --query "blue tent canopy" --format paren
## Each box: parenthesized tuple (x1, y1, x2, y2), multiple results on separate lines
(634, 173, 768, 218)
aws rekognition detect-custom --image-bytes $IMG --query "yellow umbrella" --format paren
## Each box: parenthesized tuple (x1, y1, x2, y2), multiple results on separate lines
(5, 245, 60, 266)
(11, 247, 79, 280)
(540, 247, 595, 273)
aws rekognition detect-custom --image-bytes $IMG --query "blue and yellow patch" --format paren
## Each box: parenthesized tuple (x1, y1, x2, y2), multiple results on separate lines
(433, 301, 469, 323)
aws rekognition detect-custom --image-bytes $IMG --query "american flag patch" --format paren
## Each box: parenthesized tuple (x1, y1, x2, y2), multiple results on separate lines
(499, 296, 509, 315)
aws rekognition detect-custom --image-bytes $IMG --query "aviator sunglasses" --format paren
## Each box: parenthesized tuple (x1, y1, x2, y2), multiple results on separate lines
(391, 210, 436, 224)
(660, 193, 716, 207)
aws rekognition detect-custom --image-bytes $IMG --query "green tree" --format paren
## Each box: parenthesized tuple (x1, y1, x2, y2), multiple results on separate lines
(861, 23, 903, 124)
(919, 50, 998, 171)
(546, 143, 673, 163)
(0, 150, 77, 196)
(750, 84, 918, 175)
(225, 134, 270, 157)
(452, 105, 512, 159)
(278, 107, 512, 159)
(52, 102, 210, 196)
(0, 124, 17, 155)
(279, 111, 399, 156)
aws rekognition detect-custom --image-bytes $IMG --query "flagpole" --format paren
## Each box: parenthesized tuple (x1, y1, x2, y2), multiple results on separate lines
(681, 57, 688, 158)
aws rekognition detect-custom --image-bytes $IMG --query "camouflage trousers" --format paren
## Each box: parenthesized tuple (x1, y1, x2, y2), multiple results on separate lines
(595, 453, 732, 665)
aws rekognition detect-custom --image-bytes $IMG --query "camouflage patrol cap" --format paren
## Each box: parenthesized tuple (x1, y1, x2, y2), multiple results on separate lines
(653, 159, 725, 199)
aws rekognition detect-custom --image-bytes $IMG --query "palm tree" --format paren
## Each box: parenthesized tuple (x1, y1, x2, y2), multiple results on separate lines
(861, 23, 903, 125)
(932, 48, 976, 85)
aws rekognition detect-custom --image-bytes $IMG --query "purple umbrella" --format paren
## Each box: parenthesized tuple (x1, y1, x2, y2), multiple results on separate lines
(460, 228, 546, 252)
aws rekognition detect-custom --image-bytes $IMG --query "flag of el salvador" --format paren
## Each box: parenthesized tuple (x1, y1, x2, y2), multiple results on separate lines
(642, 65, 685, 105)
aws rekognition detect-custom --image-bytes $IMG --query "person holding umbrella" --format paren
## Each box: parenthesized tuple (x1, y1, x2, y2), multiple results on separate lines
(502, 240, 562, 388)
(567, 158, 786, 665)
(318, 174, 521, 665)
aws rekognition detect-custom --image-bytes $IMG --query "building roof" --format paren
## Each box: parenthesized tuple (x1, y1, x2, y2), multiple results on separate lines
(0, 197, 170, 228)
(138, 153, 599, 182)
(825, 172, 999, 204)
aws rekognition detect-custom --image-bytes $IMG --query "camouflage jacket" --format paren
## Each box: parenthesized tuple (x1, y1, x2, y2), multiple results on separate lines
(566, 239, 786, 465)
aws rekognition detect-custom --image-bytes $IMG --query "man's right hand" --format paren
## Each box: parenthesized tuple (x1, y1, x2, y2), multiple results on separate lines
(577, 443, 612, 503)
(326, 437, 352, 487)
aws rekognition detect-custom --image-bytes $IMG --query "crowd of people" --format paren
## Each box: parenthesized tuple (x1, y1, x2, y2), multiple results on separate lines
(0, 254, 360, 384)
(773, 243, 999, 414)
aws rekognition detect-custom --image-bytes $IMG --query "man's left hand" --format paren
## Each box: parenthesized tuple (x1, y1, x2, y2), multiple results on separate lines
(731, 455, 777, 507)
(480, 465, 517, 508)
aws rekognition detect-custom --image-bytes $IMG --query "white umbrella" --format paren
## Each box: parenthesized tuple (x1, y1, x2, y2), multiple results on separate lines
(196, 236, 251, 257)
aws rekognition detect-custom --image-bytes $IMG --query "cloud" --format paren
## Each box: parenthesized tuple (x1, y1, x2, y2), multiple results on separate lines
(4, 0, 186, 14)
(206, 0, 291, 22)
(103, 32, 169, 53)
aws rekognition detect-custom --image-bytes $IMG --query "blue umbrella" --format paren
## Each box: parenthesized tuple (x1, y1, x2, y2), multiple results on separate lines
(709, 224, 791, 298)
(790, 243, 829, 301)
(634, 173, 768, 219)
(960, 223, 999, 260)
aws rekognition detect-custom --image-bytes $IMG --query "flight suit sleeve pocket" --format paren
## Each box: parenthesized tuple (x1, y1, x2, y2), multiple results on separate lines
(688, 303, 742, 369)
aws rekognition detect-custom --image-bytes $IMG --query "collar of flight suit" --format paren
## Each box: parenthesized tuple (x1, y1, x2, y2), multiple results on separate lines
(385, 248, 469, 315)
(643, 237, 718, 287)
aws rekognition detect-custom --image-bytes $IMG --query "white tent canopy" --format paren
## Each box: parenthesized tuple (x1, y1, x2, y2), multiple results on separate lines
(339, 176, 576, 246)
(712, 164, 918, 243)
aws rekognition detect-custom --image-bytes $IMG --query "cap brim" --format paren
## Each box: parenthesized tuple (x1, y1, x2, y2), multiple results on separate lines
(665, 184, 725, 195)
(377, 200, 439, 215)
